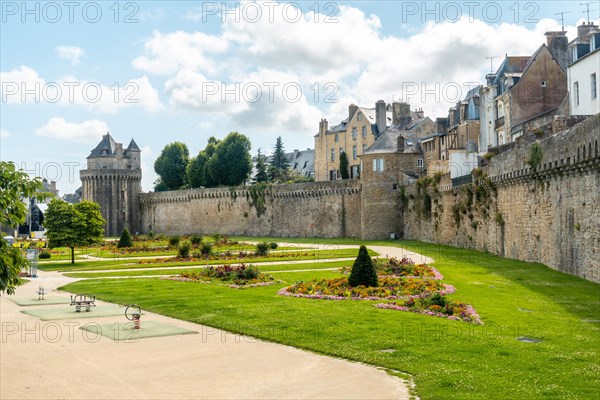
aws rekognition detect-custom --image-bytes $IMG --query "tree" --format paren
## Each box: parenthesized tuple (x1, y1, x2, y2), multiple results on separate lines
(348, 245, 378, 287)
(208, 132, 253, 186)
(187, 152, 209, 188)
(269, 136, 290, 182)
(117, 228, 133, 248)
(254, 148, 269, 183)
(154, 142, 190, 190)
(44, 200, 106, 264)
(0, 162, 44, 294)
(339, 151, 349, 179)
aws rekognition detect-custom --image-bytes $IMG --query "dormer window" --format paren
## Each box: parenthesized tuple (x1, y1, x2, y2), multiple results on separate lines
(572, 47, 578, 62)
(101, 149, 108, 156)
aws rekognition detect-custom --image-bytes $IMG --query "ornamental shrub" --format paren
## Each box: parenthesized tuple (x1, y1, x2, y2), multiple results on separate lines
(269, 242, 278, 250)
(348, 245, 378, 287)
(178, 241, 191, 258)
(168, 236, 180, 248)
(200, 242, 213, 256)
(255, 242, 270, 256)
(39, 251, 51, 259)
(117, 228, 133, 248)
(190, 235, 203, 246)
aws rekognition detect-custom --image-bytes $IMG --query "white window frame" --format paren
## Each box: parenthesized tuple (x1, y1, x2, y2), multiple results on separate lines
(417, 158, 424, 168)
(352, 145, 357, 160)
(352, 127, 357, 140)
(330, 148, 335, 162)
(574, 81, 580, 106)
(591, 74, 597, 99)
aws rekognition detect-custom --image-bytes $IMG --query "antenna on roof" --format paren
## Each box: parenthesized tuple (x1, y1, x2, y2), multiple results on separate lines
(580, 2, 597, 23)
(485, 56, 499, 73)
(554, 11, 571, 31)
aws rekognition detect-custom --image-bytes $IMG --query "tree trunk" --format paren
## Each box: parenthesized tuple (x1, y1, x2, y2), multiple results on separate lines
(71, 247, 75, 264)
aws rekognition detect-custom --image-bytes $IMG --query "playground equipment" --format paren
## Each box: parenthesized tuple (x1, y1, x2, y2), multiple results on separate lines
(35, 286, 47, 300)
(25, 249, 39, 277)
(125, 304, 142, 329)
(70, 294, 96, 312)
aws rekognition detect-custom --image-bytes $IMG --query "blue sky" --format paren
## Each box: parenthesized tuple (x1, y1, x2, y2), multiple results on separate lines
(0, 1, 594, 193)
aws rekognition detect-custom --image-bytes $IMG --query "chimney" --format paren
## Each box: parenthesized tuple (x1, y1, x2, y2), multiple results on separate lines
(545, 31, 569, 70)
(319, 118, 328, 135)
(435, 117, 449, 133)
(349, 104, 358, 121)
(578, 22, 598, 42)
(376, 100, 387, 134)
(294, 149, 299, 159)
(50, 181, 57, 196)
(393, 102, 412, 128)
(397, 136, 405, 152)
(415, 108, 424, 119)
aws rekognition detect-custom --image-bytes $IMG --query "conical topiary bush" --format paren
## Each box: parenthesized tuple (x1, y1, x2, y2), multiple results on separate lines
(348, 245, 378, 287)
(117, 228, 133, 248)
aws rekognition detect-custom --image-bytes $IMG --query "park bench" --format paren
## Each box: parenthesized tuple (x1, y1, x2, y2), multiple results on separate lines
(35, 286, 47, 300)
(70, 294, 96, 312)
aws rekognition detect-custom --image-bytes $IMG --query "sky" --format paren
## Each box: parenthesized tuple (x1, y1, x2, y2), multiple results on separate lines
(0, 1, 597, 194)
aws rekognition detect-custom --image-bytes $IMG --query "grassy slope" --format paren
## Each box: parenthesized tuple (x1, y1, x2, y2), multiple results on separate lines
(61, 239, 600, 400)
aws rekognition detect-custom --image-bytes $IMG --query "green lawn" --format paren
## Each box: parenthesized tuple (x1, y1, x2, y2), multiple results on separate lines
(60, 239, 600, 400)
(41, 248, 375, 273)
(63, 260, 350, 278)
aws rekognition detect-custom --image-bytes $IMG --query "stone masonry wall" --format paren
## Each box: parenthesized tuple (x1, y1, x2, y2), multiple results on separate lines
(140, 181, 362, 238)
(402, 114, 600, 282)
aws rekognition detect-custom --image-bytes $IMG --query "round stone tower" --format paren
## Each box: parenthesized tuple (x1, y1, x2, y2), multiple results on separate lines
(80, 132, 142, 237)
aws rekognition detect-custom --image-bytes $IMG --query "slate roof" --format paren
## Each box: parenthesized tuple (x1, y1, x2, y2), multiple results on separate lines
(127, 138, 140, 151)
(88, 133, 117, 158)
(364, 131, 422, 154)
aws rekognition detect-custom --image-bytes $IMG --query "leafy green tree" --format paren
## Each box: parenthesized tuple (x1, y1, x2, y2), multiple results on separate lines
(208, 132, 252, 186)
(117, 228, 133, 248)
(154, 142, 190, 190)
(269, 136, 290, 181)
(254, 148, 269, 183)
(339, 151, 349, 179)
(187, 152, 209, 188)
(44, 200, 106, 264)
(0, 162, 45, 294)
(348, 245, 378, 287)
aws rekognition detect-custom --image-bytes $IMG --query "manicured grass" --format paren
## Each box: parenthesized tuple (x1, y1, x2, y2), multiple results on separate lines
(60, 240, 600, 399)
(42, 248, 376, 273)
(63, 260, 350, 278)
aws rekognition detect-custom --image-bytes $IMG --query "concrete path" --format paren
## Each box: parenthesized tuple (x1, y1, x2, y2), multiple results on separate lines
(1, 243, 429, 399)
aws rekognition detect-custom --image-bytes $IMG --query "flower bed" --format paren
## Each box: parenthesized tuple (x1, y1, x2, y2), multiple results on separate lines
(163, 264, 278, 288)
(376, 299, 483, 324)
(278, 277, 454, 301)
(281, 253, 482, 324)
(138, 251, 314, 264)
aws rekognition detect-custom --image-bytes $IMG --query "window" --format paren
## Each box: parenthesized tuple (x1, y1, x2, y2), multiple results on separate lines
(339, 147, 344, 157)
(352, 127, 357, 140)
(417, 158, 423, 168)
(591, 35, 596, 51)
(357, 112, 362, 121)
(352, 145, 357, 160)
(334, 133, 339, 142)
(330, 148, 335, 162)
(592, 74, 597, 99)
(362, 143, 367, 153)
(362, 126, 367, 138)
(373, 158, 384, 172)
(574, 82, 580, 106)
(351, 165, 359, 179)
(441, 136, 445, 146)
(572, 47, 578, 62)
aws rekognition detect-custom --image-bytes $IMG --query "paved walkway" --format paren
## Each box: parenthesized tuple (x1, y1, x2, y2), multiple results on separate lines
(1, 243, 429, 399)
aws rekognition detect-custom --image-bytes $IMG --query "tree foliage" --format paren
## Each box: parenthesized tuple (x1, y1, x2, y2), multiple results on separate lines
(117, 228, 133, 248)
(208, 132, 253, 186)
(154, 142, 190, 190)
(339, 151, 349, 179)
(187, 137, 222, 188)
(0, 162, 45, 294)
(348, 245, 378, 287)
(254, 148, 269, 183)
(44, 200, 106, 264)
(269, 136, 290, 182)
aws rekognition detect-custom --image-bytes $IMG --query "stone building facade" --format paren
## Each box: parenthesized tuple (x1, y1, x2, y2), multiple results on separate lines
(314, 101, 435, 181)
(81, 133, 142, 236)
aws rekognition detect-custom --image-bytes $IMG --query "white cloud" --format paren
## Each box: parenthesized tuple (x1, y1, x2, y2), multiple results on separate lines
(132, 30, 228, 75)
(140, 145, 158, 192)
(0, 66, 162, 113)
(34, 118, 109, 143)
(56, 46, 84, 65)
(0, 129, 11, 138)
